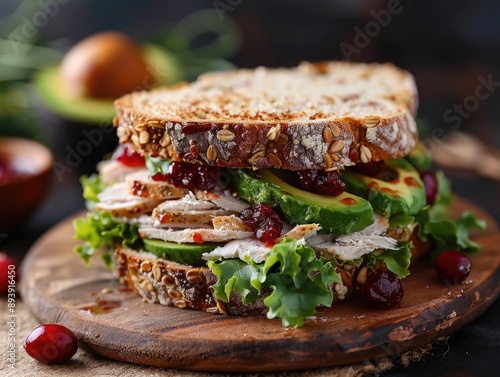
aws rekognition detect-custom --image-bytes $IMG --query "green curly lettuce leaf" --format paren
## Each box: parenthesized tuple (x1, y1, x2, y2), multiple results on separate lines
(209, 259, 260, 304)
(80, 174, 104, 210)
(208, 239, 340, 327)
(73, 211, 140, 268)
(259, 240, 340, 326)
(422, 212, 486, 257)
(365, 242, 413, 279)
(415, 171, 486, 257)
(428, 170, 453, 219)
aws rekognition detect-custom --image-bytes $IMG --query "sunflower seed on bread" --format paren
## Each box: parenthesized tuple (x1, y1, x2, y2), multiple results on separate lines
(114, 61, 418, 171)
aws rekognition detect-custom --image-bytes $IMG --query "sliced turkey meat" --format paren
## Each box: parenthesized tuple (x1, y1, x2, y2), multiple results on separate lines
(95, 182, 161, 217)
(202, 238, 270, 263)
(196, 189, 251, 212)
(112, 215, 154, 226)
(150, 192, 236, 228)
(125, 169, 188, 200)
(138, 227, 253, 243)
(312, 216, 399, 261)
(212, 215, 253, 232)
(204, 223, 320, 263)
(276, 224, 319, 243)
(152, 209, 237, 229)
(156, 192, 219, 211)
(98, 160, 143, 184)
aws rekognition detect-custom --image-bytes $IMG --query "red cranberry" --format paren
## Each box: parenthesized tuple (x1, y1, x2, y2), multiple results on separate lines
(194, 165, 220, 191)
(241, 203, 280, 228)
(435, 250, 471, 284)
(167, 161, 196, 189)
(294, 170, 318, 191)
(353, 161, 385, 177)
(255, 218, 283, 242)
(361, 269, 404, 309)
(163, 161, 220, 191)
(294, 169, 346, 196)
(151, 172, 170, 182)
(314, 170, 346, 196)
(241, 203, 283, 243)
(420, 172, 437, 205)
(113, 145, 145, 167)
(24, 324, 78, 364)
(0, 252, 17, 294)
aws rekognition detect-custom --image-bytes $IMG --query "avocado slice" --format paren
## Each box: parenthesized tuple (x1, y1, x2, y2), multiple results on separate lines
(405, 140, 432, 171)
(232, 169, 374, 235)
(143, 238, 222, 267)
(34, 44, 183, 125)
(341, 159, 426, 217)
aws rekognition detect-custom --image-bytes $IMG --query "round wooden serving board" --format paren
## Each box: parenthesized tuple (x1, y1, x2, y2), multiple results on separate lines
(21, 198, 500, 372)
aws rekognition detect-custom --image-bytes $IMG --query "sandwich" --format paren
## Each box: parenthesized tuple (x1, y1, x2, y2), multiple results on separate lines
(74, 61, 484, 327)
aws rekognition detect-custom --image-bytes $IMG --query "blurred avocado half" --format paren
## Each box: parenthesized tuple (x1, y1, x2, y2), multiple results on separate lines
(34, 31, 183, 124)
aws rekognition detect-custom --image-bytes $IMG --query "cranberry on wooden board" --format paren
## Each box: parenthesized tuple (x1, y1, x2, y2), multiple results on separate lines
(435, 250, 471, 284)
(0, 252, 17, 294)
(113, 145, 145, 167)
(241, 203, 283, 243)
(24, 324, 78, 364)
(361, 270, 404, 309)
(420, 172, 438, 205)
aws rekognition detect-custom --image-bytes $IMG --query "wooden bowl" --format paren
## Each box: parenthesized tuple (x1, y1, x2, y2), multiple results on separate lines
(0, 137, 53, 233)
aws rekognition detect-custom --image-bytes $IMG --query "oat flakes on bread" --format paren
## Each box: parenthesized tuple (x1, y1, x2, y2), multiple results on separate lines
(114, 61, 419, 170)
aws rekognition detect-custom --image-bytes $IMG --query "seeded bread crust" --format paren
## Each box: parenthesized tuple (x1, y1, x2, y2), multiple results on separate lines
(114, 61, 419, 171)
(113, 247, 358, 316)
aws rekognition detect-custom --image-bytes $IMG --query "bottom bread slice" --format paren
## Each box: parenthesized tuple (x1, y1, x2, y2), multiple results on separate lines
(113, 247, 359, 316)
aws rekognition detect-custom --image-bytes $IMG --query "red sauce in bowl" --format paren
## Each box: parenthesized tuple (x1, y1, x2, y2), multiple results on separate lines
(0, 157, 33, 184)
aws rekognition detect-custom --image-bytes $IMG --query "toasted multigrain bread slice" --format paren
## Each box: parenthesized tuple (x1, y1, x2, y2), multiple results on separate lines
(113, 246, 358, 316)
(114, 61, 418, 171)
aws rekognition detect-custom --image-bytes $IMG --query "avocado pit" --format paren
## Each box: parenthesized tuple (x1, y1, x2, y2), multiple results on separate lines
(59, 31, 155, 99)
